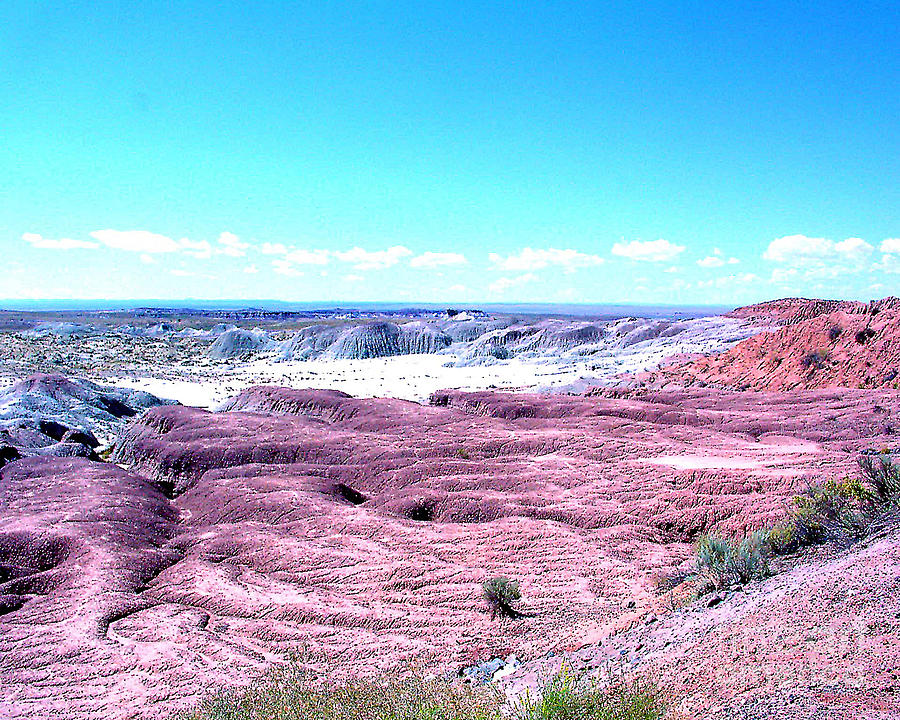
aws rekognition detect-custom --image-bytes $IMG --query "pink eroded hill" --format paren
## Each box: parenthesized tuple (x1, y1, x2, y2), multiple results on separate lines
(653, 297, 900, 391)
(2, 385, 899, 718)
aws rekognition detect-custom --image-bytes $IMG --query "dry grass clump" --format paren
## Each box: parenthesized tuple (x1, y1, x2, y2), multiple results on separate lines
(177, 665, 500, 720)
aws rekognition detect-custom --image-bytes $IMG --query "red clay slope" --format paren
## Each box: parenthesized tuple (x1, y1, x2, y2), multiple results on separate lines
(653, 297, 900, 391)
(3, 385, 898, 718)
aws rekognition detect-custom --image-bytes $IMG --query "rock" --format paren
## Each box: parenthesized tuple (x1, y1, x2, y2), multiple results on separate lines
(31, 442, 98, 460)
(505, 522, 900, 719)
(0, 457, 181, 719)
(398, 322, 452, 355)
(327, 322, 403, 359)
(61, 429, 100, 448)
(463, 658, 506, 684)
(0, 444, 21, 469)
(20, 322, 94, 338)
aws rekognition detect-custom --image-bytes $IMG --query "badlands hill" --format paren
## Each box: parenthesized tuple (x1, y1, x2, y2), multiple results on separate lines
(651, 296, 900, 391)
(2, 374, 898, 718)
(2, 298, 899, 719)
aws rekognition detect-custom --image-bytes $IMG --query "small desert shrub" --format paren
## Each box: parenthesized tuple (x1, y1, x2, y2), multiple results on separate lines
(695, 535, 731, 589)
(827, 325, 843, 342)
(790, 477, 878, 545)
(765, 522, 800, 555)
(780, 456, 900, 549)
(858, 454, 900, 503)
(855, 327, 876, 345)
(730, 531, 770, 584)
(482, 576, 523, 619)
(692, 456, 900, 597)
(513, 666, 666, 720)
(455, 447, 471, 460)
(695, 533, 770, 590)
(800, 350, 828, 371)
(177, 665, 502, 720)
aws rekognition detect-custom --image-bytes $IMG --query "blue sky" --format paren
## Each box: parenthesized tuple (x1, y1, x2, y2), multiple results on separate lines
(2, 1, 897, 305)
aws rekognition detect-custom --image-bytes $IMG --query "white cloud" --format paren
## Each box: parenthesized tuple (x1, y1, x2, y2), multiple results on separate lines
(763, 234, 874, 264)
(770, 267, 799, 283)
(244, 265, 259, 274)
(697, 272, 760, 289)
(263, 243, 413, 275)
(90, 229, 181, 253)
(488, 273, 537, 293)
(880, 238, 900, 254)
(179, 238, 212, 259)
(488, 247, 604, 273)
(611, 239, 685, 262)
(333, 245, 412, 270)
(410, 251, 468, 268)
(139, 254, 156, 265)
(22, 232, 99, 250)
(697, 248, 740, 268)
(88, 228, 250, 259)
(875, 253, 900, 274)
(285, 248, 330, 265)
(272, 259, 304, 276)
(342, 274, 364, 283)
(217, 231, 250, 257)
(261, 242, 289, 255)
(697, 256, 725, 268)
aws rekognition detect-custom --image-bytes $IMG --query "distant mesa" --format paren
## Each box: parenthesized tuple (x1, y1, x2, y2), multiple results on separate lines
(21, 321, 94, 338)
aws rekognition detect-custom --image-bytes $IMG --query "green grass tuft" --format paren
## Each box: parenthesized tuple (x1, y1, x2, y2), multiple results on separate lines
(513, 665, 666, 720)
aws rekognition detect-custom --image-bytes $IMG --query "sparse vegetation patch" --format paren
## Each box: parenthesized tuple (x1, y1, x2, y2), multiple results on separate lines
(695, 531, 770, 590)
(692, 454, 900, 595)
(176, 663, 667, 720)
